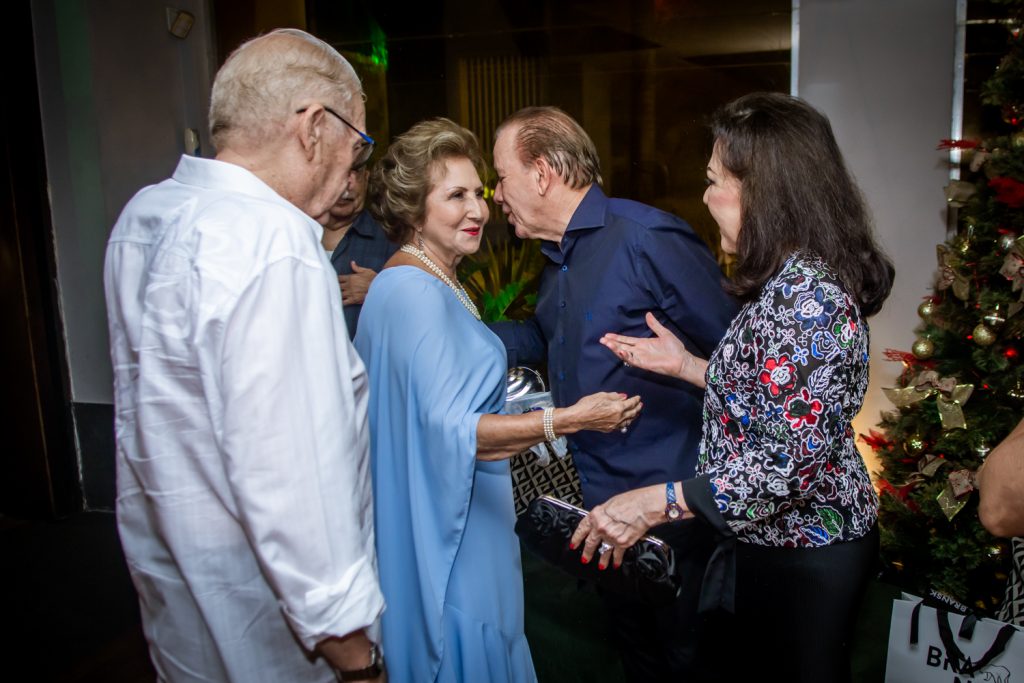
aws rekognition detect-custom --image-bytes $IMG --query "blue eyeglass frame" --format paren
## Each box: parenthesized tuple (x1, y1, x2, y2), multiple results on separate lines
(296, 105, 375, 167)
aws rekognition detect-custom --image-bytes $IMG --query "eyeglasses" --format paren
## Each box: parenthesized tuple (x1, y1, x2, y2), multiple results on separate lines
(296, 105, 375, 170)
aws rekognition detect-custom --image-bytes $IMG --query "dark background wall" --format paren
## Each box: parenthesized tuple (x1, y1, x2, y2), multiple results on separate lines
(8, 0, 958, 517)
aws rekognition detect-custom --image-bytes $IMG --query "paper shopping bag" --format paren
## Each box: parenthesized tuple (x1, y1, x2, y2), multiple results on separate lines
(885, 594, 1022, 682)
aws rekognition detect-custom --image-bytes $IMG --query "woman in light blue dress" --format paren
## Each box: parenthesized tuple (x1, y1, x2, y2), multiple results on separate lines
(354, 118, 641, 683)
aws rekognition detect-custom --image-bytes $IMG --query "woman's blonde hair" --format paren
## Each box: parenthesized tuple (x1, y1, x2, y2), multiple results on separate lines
(369, 118, 486, 244)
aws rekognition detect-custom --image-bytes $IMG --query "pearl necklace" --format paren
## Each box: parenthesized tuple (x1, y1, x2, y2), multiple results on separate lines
(400, 244, 481, 320)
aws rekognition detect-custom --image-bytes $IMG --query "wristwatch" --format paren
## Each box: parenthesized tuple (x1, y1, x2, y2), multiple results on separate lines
(333, 642, 385, 681)
(665, 481, 684, 521)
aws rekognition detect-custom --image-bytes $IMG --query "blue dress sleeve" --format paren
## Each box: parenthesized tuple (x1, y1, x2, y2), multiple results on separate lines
(354, 268, 507, 675)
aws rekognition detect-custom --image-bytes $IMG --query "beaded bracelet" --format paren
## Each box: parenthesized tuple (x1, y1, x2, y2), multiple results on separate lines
(542, 407, 557, 442)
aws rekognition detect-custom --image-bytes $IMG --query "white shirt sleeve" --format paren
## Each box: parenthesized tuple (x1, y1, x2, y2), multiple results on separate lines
(203, 253, 384, 650)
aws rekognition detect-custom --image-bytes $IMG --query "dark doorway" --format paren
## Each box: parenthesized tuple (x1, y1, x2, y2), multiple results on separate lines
(1, 1, 79, 520)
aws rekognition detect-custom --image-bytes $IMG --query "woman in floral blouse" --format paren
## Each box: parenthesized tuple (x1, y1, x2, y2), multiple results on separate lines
(571, 92, 894, 682)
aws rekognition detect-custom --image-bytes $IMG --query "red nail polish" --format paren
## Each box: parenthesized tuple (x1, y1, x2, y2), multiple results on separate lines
(613, 562, 621, 570)
(569, 542, 577, 550)
(580, 555, 590, 565)
(598, 563, 607, 571)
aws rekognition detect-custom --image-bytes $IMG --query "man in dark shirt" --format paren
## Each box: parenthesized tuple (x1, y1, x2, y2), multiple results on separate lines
(318, 165, 398, 338)
(490, 106, 737, 680)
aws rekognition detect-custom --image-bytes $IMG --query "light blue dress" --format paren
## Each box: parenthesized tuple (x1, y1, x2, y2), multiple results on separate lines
(354, 267, 537, 683)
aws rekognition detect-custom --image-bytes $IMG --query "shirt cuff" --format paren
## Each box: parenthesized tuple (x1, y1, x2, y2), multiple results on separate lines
(281, 556, 386, 651)
(682, 475, 737, 614)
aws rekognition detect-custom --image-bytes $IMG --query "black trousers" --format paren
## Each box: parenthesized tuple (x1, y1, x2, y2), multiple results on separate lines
(606, 524, 878, 683)
(603, 518, 717, 682)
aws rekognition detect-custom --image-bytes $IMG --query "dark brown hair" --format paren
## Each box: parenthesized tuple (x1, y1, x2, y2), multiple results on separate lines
(711, 92, 893, 316)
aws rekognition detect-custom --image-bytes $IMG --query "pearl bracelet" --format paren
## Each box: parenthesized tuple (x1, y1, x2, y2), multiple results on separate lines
(542, 407, 557, 442)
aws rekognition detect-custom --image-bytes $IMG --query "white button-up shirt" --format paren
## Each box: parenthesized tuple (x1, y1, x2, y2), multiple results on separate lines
(104, 155, 384, 682)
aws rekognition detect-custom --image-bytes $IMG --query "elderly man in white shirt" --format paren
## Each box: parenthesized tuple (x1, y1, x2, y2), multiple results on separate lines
(104, 29, 385, 682)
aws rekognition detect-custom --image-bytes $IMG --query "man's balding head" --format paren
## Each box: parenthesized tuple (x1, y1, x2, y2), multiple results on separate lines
(209, 28, 362, 153)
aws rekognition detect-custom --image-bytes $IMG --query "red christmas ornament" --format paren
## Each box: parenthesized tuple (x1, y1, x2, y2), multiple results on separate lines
(859, 429, 895, 451)
(989, 176, 1024, 208)
(937, 139, 981, 150)
(897, 483, 916, 500)
(1006, 347, 1019, 360)
(884, 348, 917, 363)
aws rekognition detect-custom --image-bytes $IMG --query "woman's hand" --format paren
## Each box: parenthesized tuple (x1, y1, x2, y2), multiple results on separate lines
(560, 392, 642, 434)
(569, 485, 665, 569)
(600, 312, 707, 388)
(476, 392, 639, 461)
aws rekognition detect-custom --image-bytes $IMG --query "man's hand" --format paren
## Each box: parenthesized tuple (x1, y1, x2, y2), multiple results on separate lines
(339, 261, 377, 306)
(317, 630, 386, 682)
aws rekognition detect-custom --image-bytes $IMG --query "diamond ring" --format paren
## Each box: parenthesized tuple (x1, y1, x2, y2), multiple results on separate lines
(598, 542, 612, 555)
(620, 426, 628, 433)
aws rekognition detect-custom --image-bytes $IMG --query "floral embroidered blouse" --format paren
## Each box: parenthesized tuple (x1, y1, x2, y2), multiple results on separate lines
(696, 252, 878, 547)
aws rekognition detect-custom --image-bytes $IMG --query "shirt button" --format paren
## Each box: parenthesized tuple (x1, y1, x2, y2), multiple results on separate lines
(561, 265, 568, 272)
(558, 372, 565, 381)
(580, 475, 589, 483)
(560, 301, 566, 308)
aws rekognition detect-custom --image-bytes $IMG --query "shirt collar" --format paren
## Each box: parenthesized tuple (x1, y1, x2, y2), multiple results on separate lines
(540, 184, 606, 263)
(172, 155, 323, 240)
(349, 210, 378, 238)
(565, 184, 607, 233)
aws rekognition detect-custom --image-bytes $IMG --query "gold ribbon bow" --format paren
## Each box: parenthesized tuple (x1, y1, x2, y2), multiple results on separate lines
(882, 371, 974, 430)
(936, 244, 971, 301)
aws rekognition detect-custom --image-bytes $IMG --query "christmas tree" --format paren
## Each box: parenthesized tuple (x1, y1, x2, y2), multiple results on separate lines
(870, 7, 1024, 613)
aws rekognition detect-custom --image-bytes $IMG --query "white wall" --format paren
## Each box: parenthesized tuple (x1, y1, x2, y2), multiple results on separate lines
(798, 0, 957, 471)
(32, 0, 215, 405)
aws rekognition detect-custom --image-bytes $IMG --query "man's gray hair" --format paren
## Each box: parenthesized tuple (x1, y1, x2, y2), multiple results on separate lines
(496, 106, 602, 188)
(209, 28, 362, 151)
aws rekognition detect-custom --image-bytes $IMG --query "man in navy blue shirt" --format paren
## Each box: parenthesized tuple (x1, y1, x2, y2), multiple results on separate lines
(318, 165, 398, 338)
(491, 106, 737, 680)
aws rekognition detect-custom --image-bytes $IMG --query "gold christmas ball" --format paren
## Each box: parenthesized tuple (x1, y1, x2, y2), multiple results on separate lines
(1014, 129, 1024, 148)
(903, 435, 926, 457)
(911, 337, 935, 359)
(999, 233, 1018, 252)
(955, 235, 972, 255)
(917, 300, 937, 321)
(973, 323, 997, 346)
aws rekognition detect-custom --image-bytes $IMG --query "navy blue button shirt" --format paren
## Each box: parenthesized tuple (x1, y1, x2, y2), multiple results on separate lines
(329, 211, 398, 339)
(491, 186, 737, 507)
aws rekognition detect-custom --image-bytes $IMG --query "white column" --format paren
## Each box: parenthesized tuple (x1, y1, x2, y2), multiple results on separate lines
(797, 0, 958, 471)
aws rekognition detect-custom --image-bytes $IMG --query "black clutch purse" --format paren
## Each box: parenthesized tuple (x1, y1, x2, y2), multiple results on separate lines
(515, 495, 680, 605)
